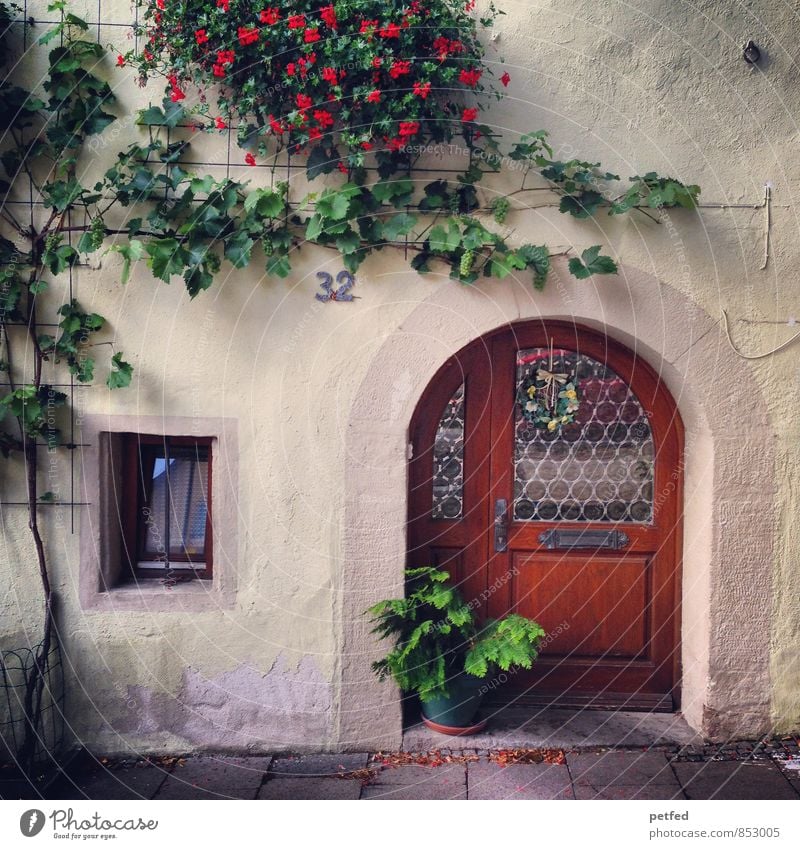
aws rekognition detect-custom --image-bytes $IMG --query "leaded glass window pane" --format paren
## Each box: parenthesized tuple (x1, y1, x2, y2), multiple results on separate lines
(514, 349, 654, 523)
(432, 383, 465, 519)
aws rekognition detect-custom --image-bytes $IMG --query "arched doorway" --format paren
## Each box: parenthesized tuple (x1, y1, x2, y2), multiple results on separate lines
(408, 320, 684, 711)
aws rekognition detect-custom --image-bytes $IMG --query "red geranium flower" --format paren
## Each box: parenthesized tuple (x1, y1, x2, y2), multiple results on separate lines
(360, 141, 373, 150)
(286, 62, 296, 76)
(288, 14, 305, 29)
(322, 66, 338, 84)
(320, 5, 337, 29)
(360, 19, 378, 33)
(308, 126, 322, 140)
(217, 49, 235, 65)
(337, 162, 348, 173)
(213, 64, 225, 77)
(389, 60, 411, 79)
(268, 114, 284, 134)
(245, 153, 256, 166)
(399, 121, 420, 136)
(314, 109, 334, 128)
(170, 86, 185, 102)
(260, 8, 280, 25)
(296, 93, 313, 110)
(413, 81, 431, 99)
(459, 68, 482, 87)
(386, 137, 404, 151)
(116, 54, 125, 67)
(156, 0, 165, 8)
(500, 71, 511, 87)
(304, 28, 320, 43)
(379, 22, 401, 39)
(238, 26, 259, 46)
(216, 0, 229, 10)
(366, 89, 381, 103)
(215, 116, 227, 129)
(195, 28, 208, 45)
(371, 56, 382, 68)
(461, 107, 478, 122)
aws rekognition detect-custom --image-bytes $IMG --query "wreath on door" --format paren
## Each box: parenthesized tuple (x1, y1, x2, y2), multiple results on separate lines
(517, 343, 580, 432)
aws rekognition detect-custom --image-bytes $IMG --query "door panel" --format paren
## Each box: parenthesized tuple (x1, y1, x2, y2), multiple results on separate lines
(408, 321, 683, 711)
(511, 553, 650, 658)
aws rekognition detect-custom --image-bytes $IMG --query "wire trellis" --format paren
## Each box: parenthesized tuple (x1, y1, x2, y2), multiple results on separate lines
(0, 640, 65, 775)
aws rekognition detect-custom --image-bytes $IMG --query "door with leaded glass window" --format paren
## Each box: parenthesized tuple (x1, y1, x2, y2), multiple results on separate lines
(408, 321, 683, 710)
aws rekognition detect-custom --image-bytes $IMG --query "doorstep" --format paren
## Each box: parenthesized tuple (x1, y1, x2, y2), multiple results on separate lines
(402, 706, 703, 751)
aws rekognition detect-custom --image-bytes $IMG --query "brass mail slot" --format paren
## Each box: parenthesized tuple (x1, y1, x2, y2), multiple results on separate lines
(538, 528, 630, 550)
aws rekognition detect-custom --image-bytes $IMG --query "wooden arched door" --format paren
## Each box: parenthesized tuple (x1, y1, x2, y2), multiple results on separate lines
(408, 321, 683, 710)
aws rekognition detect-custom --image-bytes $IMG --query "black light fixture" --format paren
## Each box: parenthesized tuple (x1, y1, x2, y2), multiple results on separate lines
(743, 40, 761, 64)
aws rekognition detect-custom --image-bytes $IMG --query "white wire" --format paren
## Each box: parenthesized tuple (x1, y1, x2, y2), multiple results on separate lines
(721, 309, 800, 359)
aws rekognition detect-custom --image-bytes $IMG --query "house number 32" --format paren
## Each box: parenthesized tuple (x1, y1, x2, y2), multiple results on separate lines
(315, 270, 355, 302)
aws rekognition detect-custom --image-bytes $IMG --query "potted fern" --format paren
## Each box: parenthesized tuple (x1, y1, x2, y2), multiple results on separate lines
(368, 567, 546, 735)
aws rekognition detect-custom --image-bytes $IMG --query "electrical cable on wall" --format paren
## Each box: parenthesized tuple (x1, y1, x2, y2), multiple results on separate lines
(721, 309, 800, 359)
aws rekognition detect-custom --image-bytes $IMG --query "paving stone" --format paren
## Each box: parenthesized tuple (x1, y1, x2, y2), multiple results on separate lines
(269, 753, 369, 777)
(569, 751, 677, 786)
(53, 765, 172, 800)
(468, 762, 574, 800)
(362, 780, 466, 800)
(257, 778, 361, 800)
(673, 761, 799, 800)
(574, 783, 685, 800)
(155, 756, 272, 800)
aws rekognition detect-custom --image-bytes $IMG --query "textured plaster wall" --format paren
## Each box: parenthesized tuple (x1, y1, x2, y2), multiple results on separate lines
(1, 0, 799, 752)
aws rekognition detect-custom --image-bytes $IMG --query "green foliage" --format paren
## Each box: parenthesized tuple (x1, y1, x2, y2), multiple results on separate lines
(568, 245, 618, 280)
(368, 567, 545, 702)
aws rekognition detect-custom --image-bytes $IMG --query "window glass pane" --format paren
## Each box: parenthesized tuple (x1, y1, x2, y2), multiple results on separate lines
(140, 442, 209, 562)
(514, 349, 654, 523)
(432, 383, 465, 519)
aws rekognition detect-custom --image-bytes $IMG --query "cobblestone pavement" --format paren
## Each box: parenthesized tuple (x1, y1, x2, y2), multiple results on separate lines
(4, 739, 800, 800)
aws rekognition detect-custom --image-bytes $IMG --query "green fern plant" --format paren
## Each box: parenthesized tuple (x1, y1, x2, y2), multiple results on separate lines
(368, 567, 545, 702)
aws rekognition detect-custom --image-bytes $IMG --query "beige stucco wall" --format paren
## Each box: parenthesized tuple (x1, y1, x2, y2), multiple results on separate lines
(1, 0, 799, 753)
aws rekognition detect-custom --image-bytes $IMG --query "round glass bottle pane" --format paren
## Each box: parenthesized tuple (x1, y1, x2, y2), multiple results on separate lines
(432, 383, 465, 519)
(514, 349, 654, 523)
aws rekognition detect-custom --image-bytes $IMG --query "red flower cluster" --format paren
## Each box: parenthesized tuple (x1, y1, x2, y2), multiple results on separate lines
(462, 107, 478, 122)
(216, 0, 229, 10)
(304, 28, 321, 43)
(245, 152, 256, 166)
(399, 121, 419, 137)
(322, 66, 338, 84)
(238, 26, 259, 46)
(320, 5, 337, 29)
(215, 116, 227, 129)
(388, 59, 411, 79)
(500, 71, 511, 87)
(260, 8, 279, 25)
(360, 19, 378, 34)
(195, 28, 208, 45)
(288, 14, 305, 29)
(116, 54, 125, 67)
(366, 89, 381, 103)
(413, 81, 431, 99)
(213, 48, 235, 77)
(167, 73, 185, 102)
(314, 109, 334, 128)
(432, 36, 464, 60)
(296, 93, 313, 110)
(459, 68, 481, 87)
(379, 22, 401, 39)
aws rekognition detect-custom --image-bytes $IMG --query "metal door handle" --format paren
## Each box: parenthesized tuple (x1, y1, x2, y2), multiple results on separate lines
(494, 499, 508, 552)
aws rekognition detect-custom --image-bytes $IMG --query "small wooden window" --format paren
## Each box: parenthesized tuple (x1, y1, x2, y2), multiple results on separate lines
(121, 435, 213, 580)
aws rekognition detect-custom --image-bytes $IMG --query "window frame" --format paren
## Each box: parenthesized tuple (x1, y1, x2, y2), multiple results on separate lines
(121, 433, 214, 581)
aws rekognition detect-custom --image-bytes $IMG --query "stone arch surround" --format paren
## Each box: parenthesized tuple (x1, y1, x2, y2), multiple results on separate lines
(335, 261, 775, 749)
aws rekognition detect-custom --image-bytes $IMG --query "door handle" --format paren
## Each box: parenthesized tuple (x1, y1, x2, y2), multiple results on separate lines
(494, 499, 508, 553)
